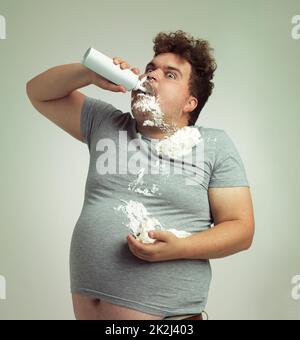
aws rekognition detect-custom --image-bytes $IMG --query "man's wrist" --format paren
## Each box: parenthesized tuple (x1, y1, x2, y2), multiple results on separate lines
(177, 237, 190, 260)
(77, 63, 94, 86)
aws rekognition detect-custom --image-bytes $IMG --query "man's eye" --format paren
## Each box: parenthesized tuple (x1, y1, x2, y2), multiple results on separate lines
(146, 69, 176, 79)
(166, 72, 176, 79)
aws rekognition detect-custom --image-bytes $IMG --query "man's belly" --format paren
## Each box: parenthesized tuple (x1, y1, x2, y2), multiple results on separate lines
(69, 198, 212, 314)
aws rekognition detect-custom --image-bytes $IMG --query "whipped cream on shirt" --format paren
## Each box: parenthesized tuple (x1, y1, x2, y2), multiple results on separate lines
(115, 200, 191, 244)
(155, 126, 202, 160)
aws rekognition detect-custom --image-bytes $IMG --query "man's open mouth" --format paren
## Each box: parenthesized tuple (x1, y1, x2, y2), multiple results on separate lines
(138, 82, 155, 96)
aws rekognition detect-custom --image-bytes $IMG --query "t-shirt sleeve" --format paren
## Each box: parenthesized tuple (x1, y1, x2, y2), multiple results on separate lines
(80, 96, 121, 148)
(209, 130, 250, 188)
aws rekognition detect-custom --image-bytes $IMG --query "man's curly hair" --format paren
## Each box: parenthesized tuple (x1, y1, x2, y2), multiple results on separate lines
(153, 30, 217, 125)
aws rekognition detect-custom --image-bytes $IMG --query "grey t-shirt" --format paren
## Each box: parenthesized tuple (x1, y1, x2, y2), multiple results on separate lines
(70, 96, 249, 317)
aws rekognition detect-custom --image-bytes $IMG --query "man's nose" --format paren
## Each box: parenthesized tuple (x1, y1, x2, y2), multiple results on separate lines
(147, 69, 160, 82)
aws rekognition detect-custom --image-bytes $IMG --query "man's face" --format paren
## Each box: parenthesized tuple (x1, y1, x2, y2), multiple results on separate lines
(131, 53, 198, 131)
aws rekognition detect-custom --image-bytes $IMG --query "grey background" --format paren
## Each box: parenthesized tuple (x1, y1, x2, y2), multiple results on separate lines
(0, 0, 299, 319)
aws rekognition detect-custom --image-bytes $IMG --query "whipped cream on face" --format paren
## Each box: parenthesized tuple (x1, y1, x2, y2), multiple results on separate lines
(155, 126, 202, 160)
(132, 92, 165, 124)
(143, 120, 155, 127)
(115, 200, 191, 244)
(131, 78, 177, 134)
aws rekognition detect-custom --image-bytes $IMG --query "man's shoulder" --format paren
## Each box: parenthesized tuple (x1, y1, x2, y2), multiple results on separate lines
(196, 126, 227, 140)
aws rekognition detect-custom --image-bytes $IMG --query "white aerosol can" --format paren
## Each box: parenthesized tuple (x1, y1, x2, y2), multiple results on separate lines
(82, 47, 147, 92)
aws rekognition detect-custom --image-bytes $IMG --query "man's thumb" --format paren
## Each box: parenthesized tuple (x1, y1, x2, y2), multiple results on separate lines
(149, 230, 169, 242)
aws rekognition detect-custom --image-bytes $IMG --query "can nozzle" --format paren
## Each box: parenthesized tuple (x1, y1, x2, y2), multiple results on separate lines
(134, 76, 149, 93)
(136, 83, 147, 92)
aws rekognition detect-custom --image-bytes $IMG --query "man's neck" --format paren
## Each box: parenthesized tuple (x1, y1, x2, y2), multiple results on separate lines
(136, 121, 189, 140)
(136, 123, 168, 140)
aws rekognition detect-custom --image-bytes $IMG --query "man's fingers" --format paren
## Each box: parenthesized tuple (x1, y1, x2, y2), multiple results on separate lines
(113, 57, 129, 68)
(128, 235, 156, 255)
(121, 62, 130, 69)
(131, 68, 141, 75)
(113, 57, 140, 74)
(105, 79, 126, 92)
(106, 84, 126, 93)
(112, 57, 122, 64)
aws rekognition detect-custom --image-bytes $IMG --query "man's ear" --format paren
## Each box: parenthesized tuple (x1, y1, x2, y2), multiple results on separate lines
(183, 96, 198, 114)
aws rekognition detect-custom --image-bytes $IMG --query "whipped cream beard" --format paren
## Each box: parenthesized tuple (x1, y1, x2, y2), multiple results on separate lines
(131, 80, 203, 160)
(131, 77, 178, 136)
